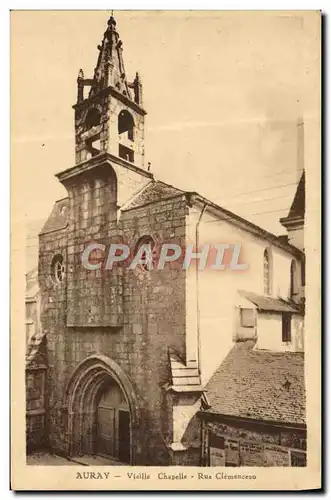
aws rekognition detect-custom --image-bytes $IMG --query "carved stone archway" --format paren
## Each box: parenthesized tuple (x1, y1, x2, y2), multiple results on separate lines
(64, 355, 140, 464)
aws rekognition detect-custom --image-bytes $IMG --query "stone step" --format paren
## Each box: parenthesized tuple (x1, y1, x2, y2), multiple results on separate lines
(69, 455, 126, 466)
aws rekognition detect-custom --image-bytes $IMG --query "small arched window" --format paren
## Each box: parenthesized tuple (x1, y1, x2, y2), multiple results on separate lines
(290, 259, 298, 299)
(263, 248, 272, 295)
(134, 236, 156, 272)
(118, 110, 134, 141)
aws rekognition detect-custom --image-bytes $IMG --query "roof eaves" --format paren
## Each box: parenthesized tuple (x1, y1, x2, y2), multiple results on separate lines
(198, 411, 307, 430)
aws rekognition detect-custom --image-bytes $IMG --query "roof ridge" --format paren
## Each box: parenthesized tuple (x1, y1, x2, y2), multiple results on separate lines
(153, 178, 186, 193)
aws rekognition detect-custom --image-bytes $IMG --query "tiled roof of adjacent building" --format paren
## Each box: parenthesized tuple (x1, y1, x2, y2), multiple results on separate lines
(204, 340, 305, 425)
(121, 180, 184, 211)
(40, 198, 69, 235)
(238, 290, 302, 314)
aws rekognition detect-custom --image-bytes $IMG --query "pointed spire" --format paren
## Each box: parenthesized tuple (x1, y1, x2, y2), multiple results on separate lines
(85, 13, 132, 99)
(74, 14, 147, 108)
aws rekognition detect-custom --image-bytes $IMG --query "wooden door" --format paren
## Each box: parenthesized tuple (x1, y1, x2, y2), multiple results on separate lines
(96, 381, 130, 462)
(118, 410, 130, 463)
(97, 405, 115, 457)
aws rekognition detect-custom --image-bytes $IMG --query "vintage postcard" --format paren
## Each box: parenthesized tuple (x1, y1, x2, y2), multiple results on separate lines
(11, 10, 321, 490)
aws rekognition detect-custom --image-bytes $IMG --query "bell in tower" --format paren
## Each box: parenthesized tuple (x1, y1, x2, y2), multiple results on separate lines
(73, 15, 146, 168)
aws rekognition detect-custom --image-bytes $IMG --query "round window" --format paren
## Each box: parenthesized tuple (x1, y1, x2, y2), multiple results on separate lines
(51, 255, 65, 283)
(134, 236, 156, 272)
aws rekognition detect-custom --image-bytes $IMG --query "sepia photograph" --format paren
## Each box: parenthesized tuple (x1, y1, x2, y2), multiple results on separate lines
(11, 9, 321, 490)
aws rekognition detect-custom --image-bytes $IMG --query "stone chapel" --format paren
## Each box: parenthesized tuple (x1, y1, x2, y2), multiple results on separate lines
(26, 14, 305, 467)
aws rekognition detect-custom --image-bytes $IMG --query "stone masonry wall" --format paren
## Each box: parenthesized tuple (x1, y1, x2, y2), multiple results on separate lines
(202, 418, 307, 467)
(26, 367, 46, 451)
(119, 194, 188, 464)
(38, 226, 68, 452)
(65, 165, 122, 328)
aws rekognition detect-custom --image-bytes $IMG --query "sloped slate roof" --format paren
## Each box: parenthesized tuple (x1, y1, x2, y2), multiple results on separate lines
(238, 290, 301, 313)
(40, 198, 69, 235)
(288, 171, 305, 219)
(281, 171, 305, 225)
(205, 340, 305, 425)
(122, 181, 184, 211)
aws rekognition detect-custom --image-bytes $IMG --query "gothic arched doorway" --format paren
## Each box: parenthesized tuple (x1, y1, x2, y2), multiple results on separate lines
(64, 355, 140, 464)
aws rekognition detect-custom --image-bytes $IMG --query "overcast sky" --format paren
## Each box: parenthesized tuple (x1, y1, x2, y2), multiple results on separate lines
(10, 11, 319, 271)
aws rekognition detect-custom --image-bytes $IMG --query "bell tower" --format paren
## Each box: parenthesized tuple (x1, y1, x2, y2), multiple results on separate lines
(56, 13, 153, 216)
(73, 15, 146, 168)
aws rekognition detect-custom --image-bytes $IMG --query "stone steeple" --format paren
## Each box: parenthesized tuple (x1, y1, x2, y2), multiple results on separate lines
(72, 14, 146, 167)
(81, 16, 132, 102)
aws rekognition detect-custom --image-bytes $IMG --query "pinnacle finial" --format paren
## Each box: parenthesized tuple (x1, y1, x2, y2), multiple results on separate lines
(133, 72, 143, 105)
(108, 13, 116, 28)
(77, 69, 85, 103)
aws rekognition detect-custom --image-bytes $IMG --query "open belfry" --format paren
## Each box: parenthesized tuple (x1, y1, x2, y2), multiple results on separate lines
(26, 13, 306, 467)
